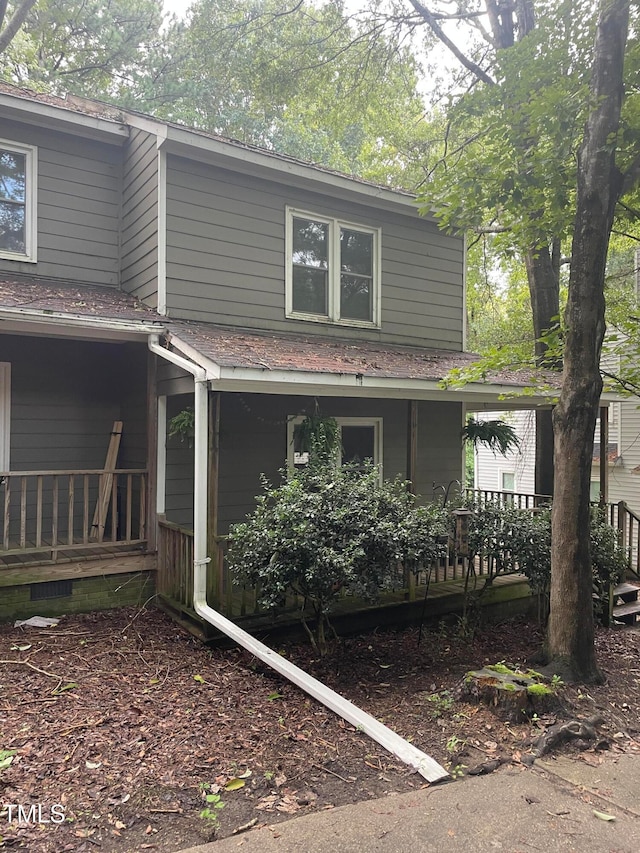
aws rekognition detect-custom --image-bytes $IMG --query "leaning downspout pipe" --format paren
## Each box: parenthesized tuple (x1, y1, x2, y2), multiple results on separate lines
(148, 335, 448, 784)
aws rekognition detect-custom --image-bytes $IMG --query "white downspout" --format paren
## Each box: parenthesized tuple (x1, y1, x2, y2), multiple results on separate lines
(148, 334, 448, 784)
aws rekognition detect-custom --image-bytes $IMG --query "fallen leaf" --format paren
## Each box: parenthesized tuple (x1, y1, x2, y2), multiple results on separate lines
(193, 675, 205, 684)
(225, 778, 245, 791)
(85, 760, 102, 770)
(593, 810, 616, 822)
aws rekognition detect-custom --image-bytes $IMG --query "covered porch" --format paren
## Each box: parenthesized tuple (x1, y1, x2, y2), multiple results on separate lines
(0, 280, 164, 620)
(152, 323, 559, 634)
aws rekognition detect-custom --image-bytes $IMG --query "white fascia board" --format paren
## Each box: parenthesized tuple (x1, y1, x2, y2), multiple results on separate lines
(209, 365, 558, 408)
(126, 114, 429, 221)
(0, 94, 128, 142)
(0, 308, 163, 340)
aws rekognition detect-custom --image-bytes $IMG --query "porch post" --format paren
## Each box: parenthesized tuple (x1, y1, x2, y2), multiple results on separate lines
(146, 350, 158, 552)
(599, 405, 609, 506)
(407, 400, 418, 493)
(208, 390, 221, 608)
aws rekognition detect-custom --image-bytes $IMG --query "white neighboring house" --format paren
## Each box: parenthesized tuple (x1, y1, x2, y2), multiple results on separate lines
(473, 401, 640, 511)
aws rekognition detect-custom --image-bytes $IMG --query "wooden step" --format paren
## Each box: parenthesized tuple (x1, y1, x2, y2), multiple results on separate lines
(612, 601, 640, 619)
(613, 582, 640, 597)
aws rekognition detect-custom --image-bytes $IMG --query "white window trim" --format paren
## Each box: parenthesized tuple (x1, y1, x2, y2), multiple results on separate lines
(285, 206, 381, 328)
(499, 469, 515, 492)
(0, 139, 38, 263)
(287, 415, 383, 477)
(0, 363, 10, 472)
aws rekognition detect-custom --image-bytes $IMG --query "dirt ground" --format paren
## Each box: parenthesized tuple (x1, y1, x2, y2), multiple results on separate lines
(1, 606, 639, 853)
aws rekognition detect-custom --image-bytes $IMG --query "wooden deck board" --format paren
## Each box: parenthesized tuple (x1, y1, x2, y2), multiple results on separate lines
(0, 551, 156, 586)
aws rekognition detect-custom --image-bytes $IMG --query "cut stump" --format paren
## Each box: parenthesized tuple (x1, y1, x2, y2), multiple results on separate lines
(459, 666, 559, 722)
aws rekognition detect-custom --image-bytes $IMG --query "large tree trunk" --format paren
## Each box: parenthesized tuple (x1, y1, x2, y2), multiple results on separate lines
(548, 0, 628, 683)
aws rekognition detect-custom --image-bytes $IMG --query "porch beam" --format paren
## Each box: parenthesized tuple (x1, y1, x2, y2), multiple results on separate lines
(407, 401, 418, 493)
(146, 351, 158, 552)
(599, 405, 609, 506)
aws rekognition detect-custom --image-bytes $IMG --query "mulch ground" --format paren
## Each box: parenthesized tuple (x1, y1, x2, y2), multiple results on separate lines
(1, 606, 639, 852)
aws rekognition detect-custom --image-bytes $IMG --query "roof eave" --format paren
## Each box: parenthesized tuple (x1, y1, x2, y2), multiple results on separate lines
(0, 93, 128, 143)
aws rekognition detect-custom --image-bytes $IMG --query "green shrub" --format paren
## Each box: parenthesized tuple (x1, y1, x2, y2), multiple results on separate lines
(227, 462, 448, 653)
(458, 498, 626, 615)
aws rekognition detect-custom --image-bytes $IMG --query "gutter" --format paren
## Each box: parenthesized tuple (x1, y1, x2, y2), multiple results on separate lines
(148, 334, 449, 783)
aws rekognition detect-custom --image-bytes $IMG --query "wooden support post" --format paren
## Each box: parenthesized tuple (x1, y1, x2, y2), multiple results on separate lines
(207, 391, 221, 608)
(599, 405, 609, 506)
(146, 350, 158, 552)
(407, 401, 418, 493)
(406, 401, 418, 601)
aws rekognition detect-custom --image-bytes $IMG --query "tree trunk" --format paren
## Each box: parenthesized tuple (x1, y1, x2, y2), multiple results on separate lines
(548, 0, 629, 683)
(524, 244, 560, 497)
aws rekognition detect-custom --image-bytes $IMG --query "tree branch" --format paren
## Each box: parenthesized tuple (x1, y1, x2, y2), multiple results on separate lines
(0, 0, 38, 54)
(408, 0, 495, 85)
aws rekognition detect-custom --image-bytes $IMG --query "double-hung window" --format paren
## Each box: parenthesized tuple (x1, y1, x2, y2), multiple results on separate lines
(0, 140, 37, 262)
(288, 416, 383, 477)
(286, 208, 380, 327)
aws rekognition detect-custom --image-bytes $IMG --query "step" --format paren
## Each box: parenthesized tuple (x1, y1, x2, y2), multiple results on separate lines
(612, 601, 640, 619)
(613, 582, 640, 597)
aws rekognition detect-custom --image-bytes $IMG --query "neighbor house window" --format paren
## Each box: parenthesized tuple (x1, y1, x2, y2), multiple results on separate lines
(287, 416, 383, 475)
(501, 471, 515, 492)
(0, 363, 10, 472)
(0, 140, 37, 262)
(286, 208, 380, 326)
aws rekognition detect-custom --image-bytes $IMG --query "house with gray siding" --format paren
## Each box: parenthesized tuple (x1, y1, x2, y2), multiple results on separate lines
(0, 82, 555, 626)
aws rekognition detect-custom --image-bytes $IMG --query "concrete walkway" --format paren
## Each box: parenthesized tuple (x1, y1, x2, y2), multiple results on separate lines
(178, 753, 640, 853)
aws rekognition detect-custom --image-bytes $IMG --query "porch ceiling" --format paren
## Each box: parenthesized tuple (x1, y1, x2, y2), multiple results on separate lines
(166, 321, 562, 408)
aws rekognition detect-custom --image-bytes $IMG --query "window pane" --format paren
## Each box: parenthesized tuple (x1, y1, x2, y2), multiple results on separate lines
(292, 266, 328, 315)
(293, 217, 328, 268)
(341, 425, 375, 466)
(340, 228, 372, 275)
(590, 481, 600, 502)
(0, 201, 25, 253)
(501, 472, 515, 492)
(340, 274, 372, 321)
(0, 150, 26, 203)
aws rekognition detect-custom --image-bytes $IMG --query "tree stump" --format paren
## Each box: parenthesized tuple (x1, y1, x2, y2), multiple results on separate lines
(459, 666, 559, 722)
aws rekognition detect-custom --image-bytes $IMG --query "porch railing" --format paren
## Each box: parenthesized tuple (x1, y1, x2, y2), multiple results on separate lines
(156, 520, 518, 620)
(1, 469, 147, 560)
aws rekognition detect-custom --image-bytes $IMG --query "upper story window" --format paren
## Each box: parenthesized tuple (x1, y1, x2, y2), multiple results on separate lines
(0, 140, 37, 263)
(286, 207, 380, 327)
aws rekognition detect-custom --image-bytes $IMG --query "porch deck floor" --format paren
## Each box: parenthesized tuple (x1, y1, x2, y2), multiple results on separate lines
(0, 538, 146, 568)
(160, 572, 533, 642)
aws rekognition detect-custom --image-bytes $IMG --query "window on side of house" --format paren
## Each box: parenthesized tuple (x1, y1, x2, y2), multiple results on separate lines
(287, 416, 383, 475)
(501, 471, 515, 492)
(0, 363, 10, 472)
(0, 140, 37, 262)
(286, 208, 380, 327)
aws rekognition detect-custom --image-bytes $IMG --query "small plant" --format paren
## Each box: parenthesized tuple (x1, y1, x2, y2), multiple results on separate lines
(446, 734, 464, 754)
(168, 406, 195, 445)
(199, 788, 225, 825)
(551, 674, 564, 688)
(424, 690, 454, 717)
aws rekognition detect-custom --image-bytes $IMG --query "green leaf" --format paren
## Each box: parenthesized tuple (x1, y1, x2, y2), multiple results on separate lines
(0, 749, 17, 771)
(224, 778, 245, 791)
(267, 692, 284, 701)
(53, 682, 77, 694)
(193, 674, 206, 684)
(593, 810, 616, 822)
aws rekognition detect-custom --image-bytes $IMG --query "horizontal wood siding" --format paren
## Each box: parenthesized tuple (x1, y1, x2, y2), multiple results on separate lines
(121, 128, 158, 305)
(5, 335, 147, 471)
(415, 401, 465, 501)
(165, 157, 464, 349)
(0, 120, 122, 285)
(217, 394, 438, 534)
(164, 394, 195, 529)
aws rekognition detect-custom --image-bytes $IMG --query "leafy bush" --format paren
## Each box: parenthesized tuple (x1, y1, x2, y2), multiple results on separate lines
(227, 462, 449, 653)
(459, 498, 627, 616)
